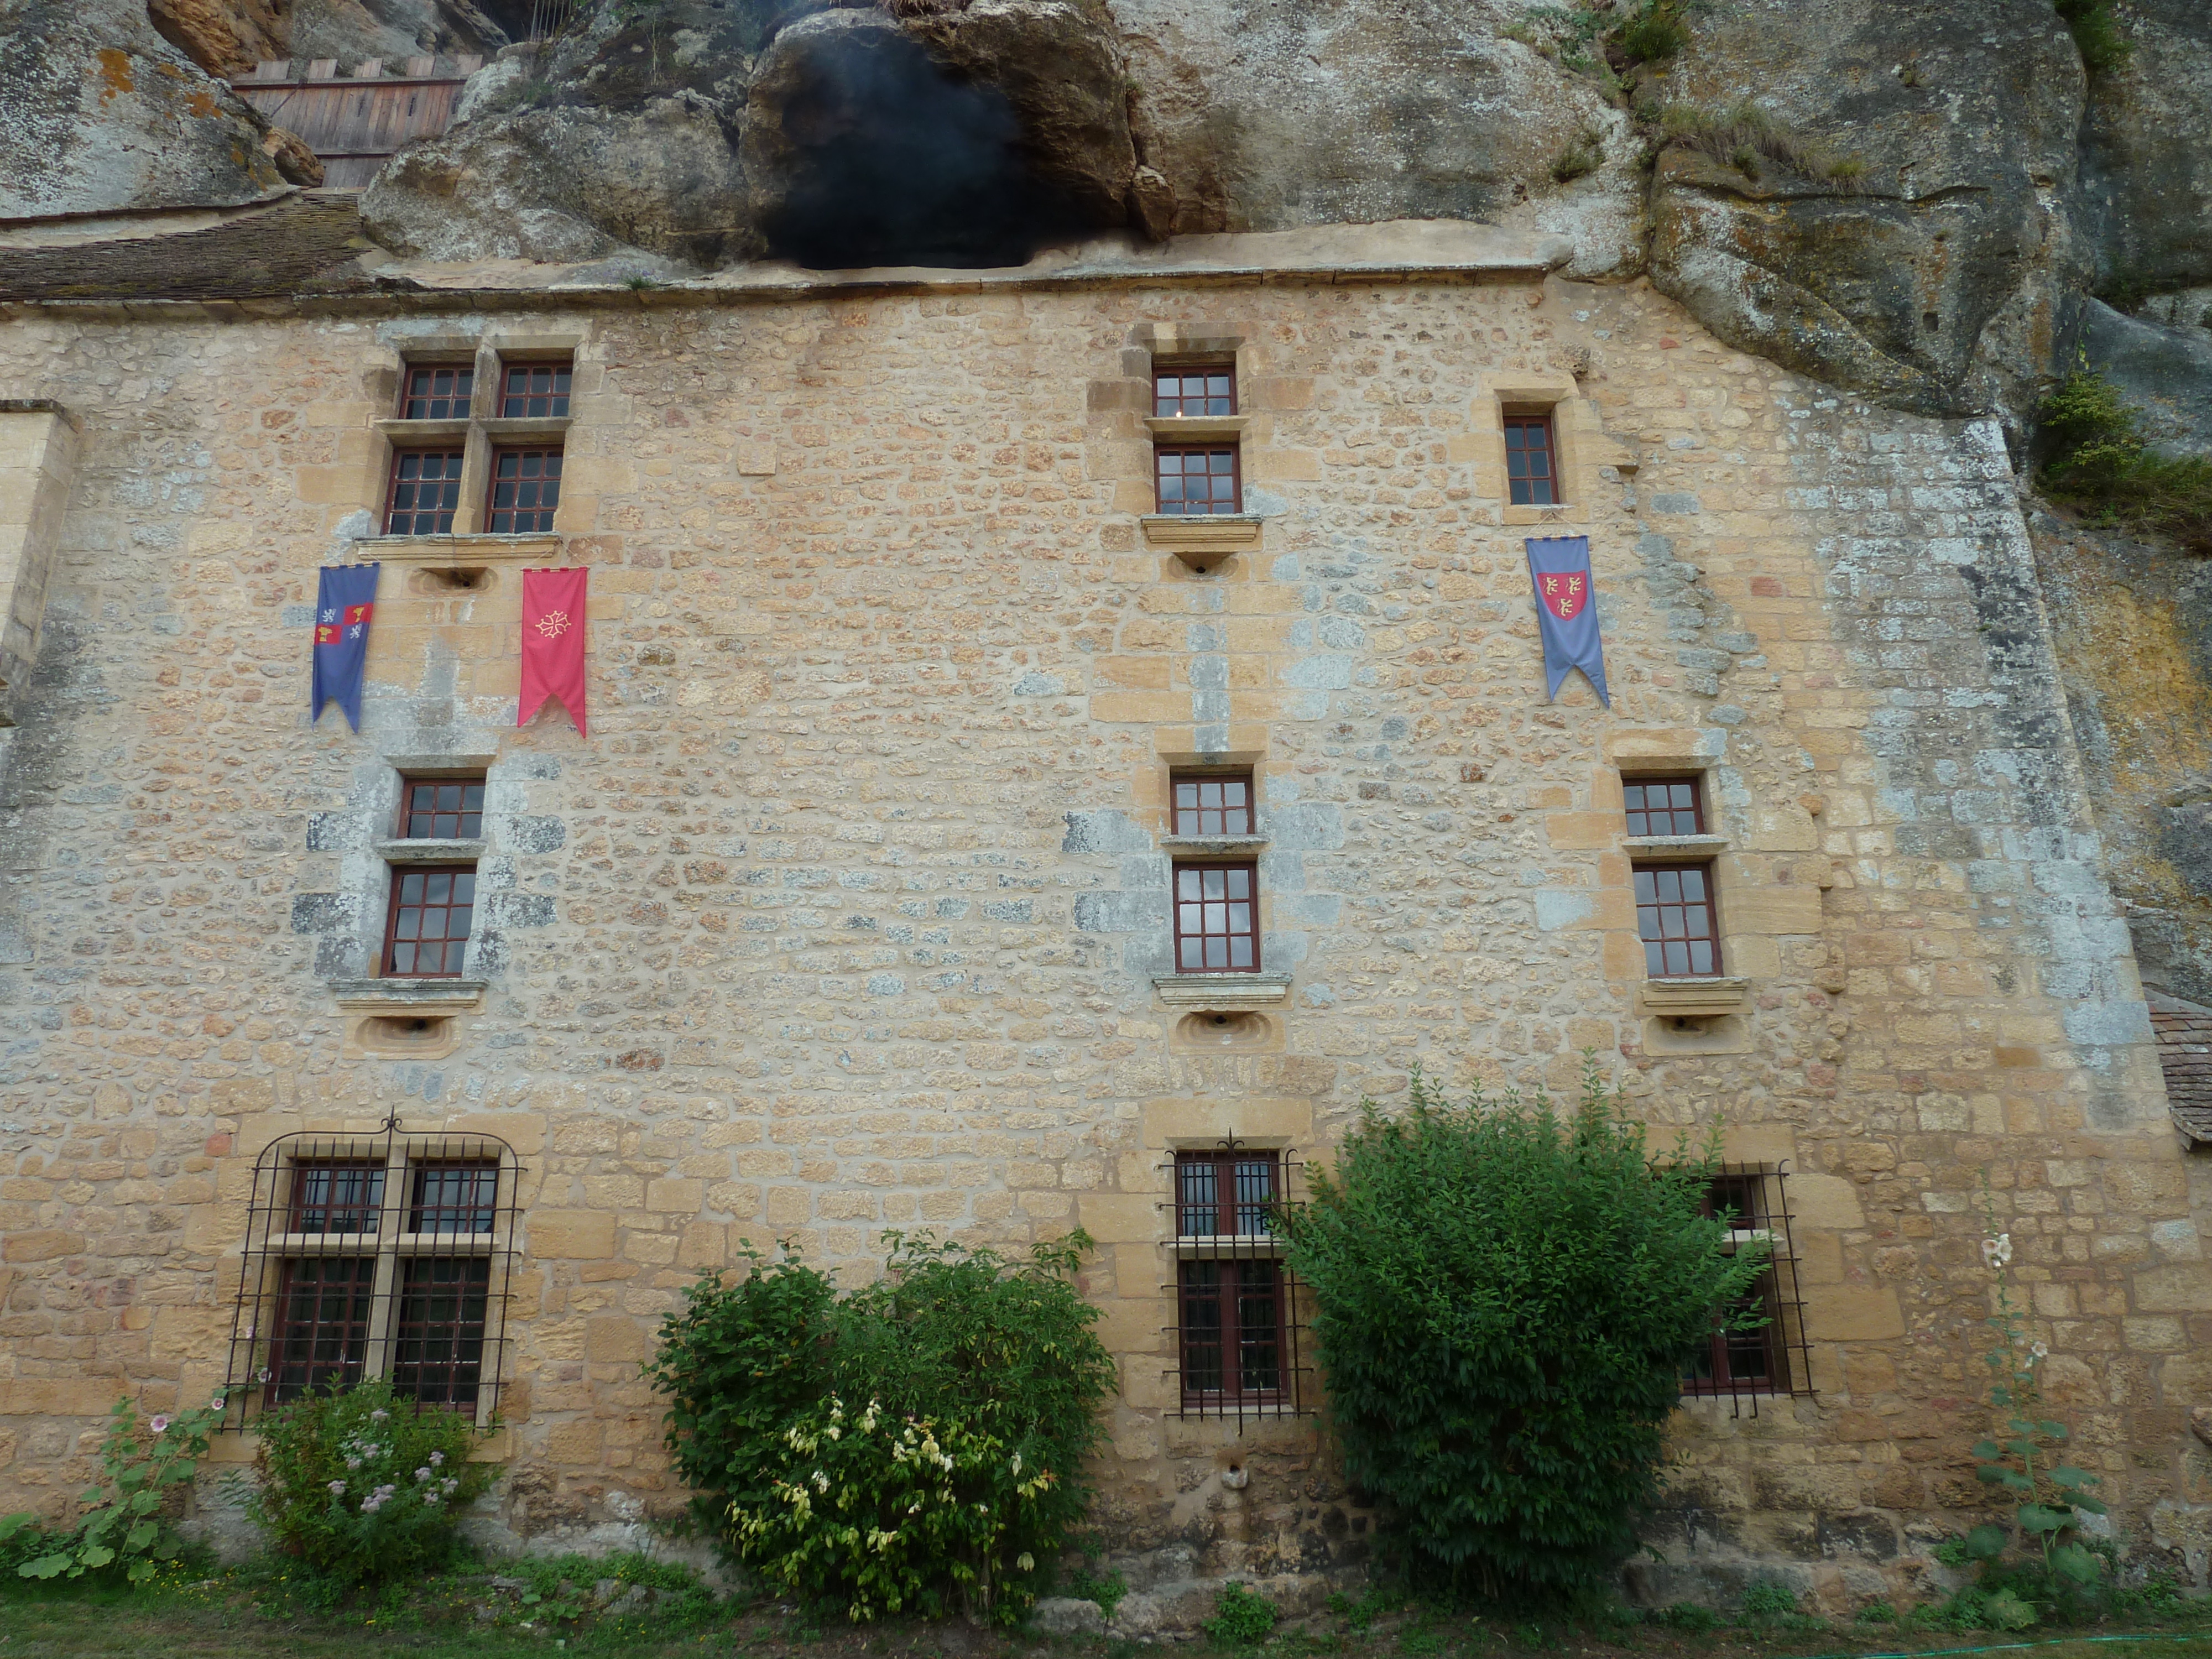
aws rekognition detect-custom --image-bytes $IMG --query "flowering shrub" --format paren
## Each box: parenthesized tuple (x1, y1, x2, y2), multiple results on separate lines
(648, 1231, 1114, 1624)
(735, 1396, 1061, 1622)
(1953, 1176, 2108, 1622)
(249, 1380, 497, 1585)
(3, 1395, 224, 1583)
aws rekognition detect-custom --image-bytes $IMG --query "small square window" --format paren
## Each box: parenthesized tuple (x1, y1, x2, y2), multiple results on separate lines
(287, 1162, 386, 1235)
(1172, 770, 1253, 837)
(400, 363, 474, 420)
(1624, 775, 1705, 837)
(1156, 446, 1240, 515)
(410, 1162, 500, 1234)
(1173, 860, 1259, 973)
(1634, 862, 1720, 978)
(1154, 364, 1235, 417)
(1176, 1149, 1280, 1238)
(487, 447, 561, 534)
(385, 448, 465, 536)
(384, 865, 476, 978)
(500, 362, 571, 418)
(400, 775, 486, 840)
(1504, 410, 1559, 507)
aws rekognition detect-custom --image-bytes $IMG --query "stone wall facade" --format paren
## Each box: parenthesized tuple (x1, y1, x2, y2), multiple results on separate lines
(0, 232, 2199, 1613)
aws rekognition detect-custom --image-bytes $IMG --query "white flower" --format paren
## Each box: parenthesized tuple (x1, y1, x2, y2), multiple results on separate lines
(1982, 1235, 2013, 1269)
(813, 1472, 830, 1494)
(149, 1415, 170, 1434)
(328, 1480, 347, 1495)
(1017, 1554, 1035, 1573)
(2031, 1341, 2050, 1364)
(1010, 1453, 1021, 1476)
(429, 1451, 445, 1467)
(370, 1408, 390, 1422)
(415, 1467, 432, 1482)
(254, 1368, 272, 1385)
(211, 1395, 225, 1411)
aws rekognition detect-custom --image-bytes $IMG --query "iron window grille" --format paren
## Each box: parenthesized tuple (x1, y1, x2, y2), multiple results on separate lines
(222, 1126, 520, 1427)
(1634, 862, 1720, 978)
(1154, 365, 1235, 418)
(384, 865, 477, 978)
(1172, 860, 1259, 973)
(399, 775, 486, 839)
(1155, 446, 1241, 515)
(1504, 410, 1559, 506)
(487, 447, 562, 534)
(500, 362, 572, 419)
(385, 449, 465, 536)
(1624, 775, 1707, 837)
(1171, 770, 1254, 837)
(1161, 1145, 1312, 1425)
(1681, 1163, 1814, 1418)
(400, 363, 475, 420)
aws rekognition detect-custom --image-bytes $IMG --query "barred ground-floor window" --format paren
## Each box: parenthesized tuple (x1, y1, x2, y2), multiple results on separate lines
(1681, 1164, 1815, 1417)
(1163, 1145, 1312, 1425)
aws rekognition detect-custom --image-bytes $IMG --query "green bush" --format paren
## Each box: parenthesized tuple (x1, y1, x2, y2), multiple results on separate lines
(2036, 370, 2212, 554)
(248, 1379, 499, 1587)
(6, 1396, 223, 1583)
(1202, 1582, 1279, 1646)
(647, 1230, 1115, 1624)
(1281, 1064, 1770, 1600)
(1658, 101, 1865, 186)
(2054, 0, 2130, 75)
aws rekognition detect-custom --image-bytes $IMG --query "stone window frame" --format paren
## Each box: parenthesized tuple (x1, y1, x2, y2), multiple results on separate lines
(1609, 755, 1749, 1022)
(222, 1126, 521, 1430)
(1469, 370, 1611, 528)
(364, 331, 582, 545)
(1103, 325, 1271, 565)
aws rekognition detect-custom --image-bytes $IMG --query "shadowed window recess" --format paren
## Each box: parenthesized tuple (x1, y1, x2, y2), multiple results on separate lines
(224, 1129, 521, 1425)
(1681, 1166, 1814, 1417)
(487, 447, 561, 534)
(1171, 770, 1253, 836)
(1505, 410, 1558, 505)
(385, 450, 464, 535)
(1173, 861, 1258, 972)
(400, 363, 473, 420)
(1164, 1147, 1311, 1422)
(1635, 863, 1719, 978)
(1624, 774, 1706, 837)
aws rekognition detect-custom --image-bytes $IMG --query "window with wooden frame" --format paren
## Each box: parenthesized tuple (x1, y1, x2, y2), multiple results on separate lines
(384, 867, 476, 978)
(1681, 1166, 1813, 1416)
(1166, 1146, 1310, 1421)
(1172, 861, 1259, 973)
(1634, 862, 1720, 978)
(1503, 408, 1560, 506)
(486, 447, 562, 534)
(1154, 364, 1235, 418)
(399, 362, 476, 421)
(399, 775, 486, 840)
(1155, 447, 1241, 516)
(1171, 769, 1254, 837)
(1624, 774, 1707, 837)
(224, 1128, 520, 1424)
(384, 449, 465, 536)
(499, 361, 572, 419)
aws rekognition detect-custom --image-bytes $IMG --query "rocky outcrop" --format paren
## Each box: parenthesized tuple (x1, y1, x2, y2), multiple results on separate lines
(145, 0, 287, 76)
(286, 0, 510, 72)
(0, 0, 289, 218)
(2080, 0, 2212, 297)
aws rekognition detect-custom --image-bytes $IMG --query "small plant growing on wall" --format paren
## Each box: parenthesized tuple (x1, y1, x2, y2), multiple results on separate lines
(1281, 1062, 1770, 1600)
(248, 1379, 498, 1587)
(4, 1396, 223, 1583)
(648, 1230, 1115, 1625)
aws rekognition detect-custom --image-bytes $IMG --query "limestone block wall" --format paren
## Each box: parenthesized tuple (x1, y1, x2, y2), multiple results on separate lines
(0, 248, 2195, 1603)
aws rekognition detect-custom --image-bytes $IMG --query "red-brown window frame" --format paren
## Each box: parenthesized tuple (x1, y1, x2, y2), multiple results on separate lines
(286, 1161, 387, 1235)
(1682, 1173, 1791, 1398)
(485, 446, 562, 534)
(1623, 774, 1708, 837)
(398, 361, 476, 421)
(1504, 407, 1561, 507)
(389, 1255, 493, 1409)
(398, 775, 487, 841)
(268, 1254, 376, 1402)
(498, 359, 572, 419)
(1173, 1149, 1286, 1410)
(1172, 859, 1260, 973)
(409, 1161, 501, 1234)
(383, 863, 477, 979)
(1174, 1147, 1281, 1238)
(1154, 445, 1242, 516)
(1153, 362, 1236, 418)
(383, 447, 466, 536)
(1170, 769, 1255, 838)
(1634, 859, 1722, 979)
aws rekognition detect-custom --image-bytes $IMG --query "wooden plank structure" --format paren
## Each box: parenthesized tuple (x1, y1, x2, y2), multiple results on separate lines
(233, 57, 482, 189)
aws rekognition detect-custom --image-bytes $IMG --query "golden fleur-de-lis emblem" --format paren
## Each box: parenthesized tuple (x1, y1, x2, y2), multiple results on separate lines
(535, 610, 571, 639)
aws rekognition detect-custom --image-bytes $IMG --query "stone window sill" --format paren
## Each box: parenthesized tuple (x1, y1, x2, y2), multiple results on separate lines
(1637, 976, 1748, 1017)
(1161, 834, 1270, 855)
(1152, 972, 1292, 1008)
(330, 978, 488, 1011)
(349, 533, 561, 560)
(1503, 502, 1582, 526)
(1141, 514, 1263, 569)
(1624, 834, 1730, 857)
(375, 837, 486, 864)
(374, 416, 470, 442)
(481, 415, 571, 442)
(1144, 414, 1249, 442)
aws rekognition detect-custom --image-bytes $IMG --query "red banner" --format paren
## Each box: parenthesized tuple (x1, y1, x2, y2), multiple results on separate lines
(519, 566, 588, 735)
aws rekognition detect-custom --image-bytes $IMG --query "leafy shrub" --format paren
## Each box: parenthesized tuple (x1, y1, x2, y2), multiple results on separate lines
(1202, 1583, 1279, 1646)
(647, 1231, 1115, 1625)
(1064, 1568, 1128, 1618)
(1281, 1064, 1770, 1601)
(249, 1379, 498, 1587)
(1659, 101, 1865, 186)
(2054, 0, 2130, 75)
(1740, 1579, 1796, 1619)
(1856, 1599, 1897, 1624)
(1551, 127, 1606, 184)
(1654, 1601, 1718, 1632)
(7, 1396, 223, 1583)
(2037, 369, 2212, 553)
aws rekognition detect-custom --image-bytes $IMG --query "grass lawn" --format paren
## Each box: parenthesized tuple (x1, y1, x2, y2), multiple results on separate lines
(7, 1573, 2212, 1659)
